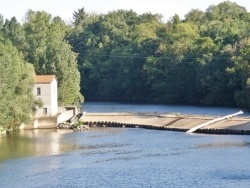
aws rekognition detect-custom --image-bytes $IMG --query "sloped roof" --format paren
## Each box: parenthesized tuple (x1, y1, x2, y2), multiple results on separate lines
(34, 75, 56, 84)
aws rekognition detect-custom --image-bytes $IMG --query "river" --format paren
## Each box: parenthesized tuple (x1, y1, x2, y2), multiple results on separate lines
(1, 102, 250, 187)
(83, 101, 250, 116)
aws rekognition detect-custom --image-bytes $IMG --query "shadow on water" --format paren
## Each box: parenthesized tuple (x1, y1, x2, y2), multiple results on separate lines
(78, 142, 131, 149)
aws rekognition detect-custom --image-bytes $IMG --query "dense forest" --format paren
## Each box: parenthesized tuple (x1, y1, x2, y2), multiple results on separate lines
(1, 1, 250, 131)
(68, 1, 250, 108)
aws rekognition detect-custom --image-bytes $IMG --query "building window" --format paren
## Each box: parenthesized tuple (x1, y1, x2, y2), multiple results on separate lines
(43, 108, 47, 115)
(37, 88, 41, 95)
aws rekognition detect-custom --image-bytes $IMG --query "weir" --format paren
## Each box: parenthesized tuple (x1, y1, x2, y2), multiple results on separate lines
(81, 112, 250, 135)
(186, 110, 244, 133)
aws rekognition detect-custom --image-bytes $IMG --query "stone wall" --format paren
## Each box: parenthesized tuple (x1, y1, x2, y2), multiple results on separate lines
(34, 116, 57, 128)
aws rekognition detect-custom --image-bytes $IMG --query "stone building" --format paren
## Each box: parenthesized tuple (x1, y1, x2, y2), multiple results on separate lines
(33, 75, 58, 117)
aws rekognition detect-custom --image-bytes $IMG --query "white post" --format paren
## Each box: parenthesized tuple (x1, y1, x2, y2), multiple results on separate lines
(186, 110, 244, 133)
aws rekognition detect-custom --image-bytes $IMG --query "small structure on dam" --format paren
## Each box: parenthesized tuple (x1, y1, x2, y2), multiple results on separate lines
(21, 75, 79, 129)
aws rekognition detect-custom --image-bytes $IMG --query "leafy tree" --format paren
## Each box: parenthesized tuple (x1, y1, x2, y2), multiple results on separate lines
(66, 2, 250, 108)
(1, 17, 27, 53)
(231, 37, 250, 107)
(72, 7, 89, 31)
(23, 10, 83, 104)
(184, 9, 205, 25)
(0, 14, 3, 28)
(205, 1, 248, 21)
(0, 39, 36, 130)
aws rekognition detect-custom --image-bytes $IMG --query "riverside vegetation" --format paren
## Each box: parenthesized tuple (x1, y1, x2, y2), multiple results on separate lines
(1, 1, 250, 131)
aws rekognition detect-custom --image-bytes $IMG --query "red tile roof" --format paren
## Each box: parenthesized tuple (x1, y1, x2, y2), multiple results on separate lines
(34, 75, 56, 83)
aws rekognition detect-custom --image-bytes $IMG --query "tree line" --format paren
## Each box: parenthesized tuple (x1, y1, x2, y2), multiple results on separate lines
(1, 1, 250, 131)
(68, 1, 250, 108)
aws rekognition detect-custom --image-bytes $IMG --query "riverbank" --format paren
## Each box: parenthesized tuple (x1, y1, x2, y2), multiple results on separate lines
(81, 113, 250, 135)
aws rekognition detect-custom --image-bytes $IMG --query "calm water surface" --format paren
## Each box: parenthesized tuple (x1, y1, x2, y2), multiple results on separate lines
(1, 103, 250, 187)
(83, 102, 250, 116)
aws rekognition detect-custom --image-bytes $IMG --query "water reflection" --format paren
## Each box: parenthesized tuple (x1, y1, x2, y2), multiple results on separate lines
(0, 129, 76, 162)
(0, 128, 126, 163)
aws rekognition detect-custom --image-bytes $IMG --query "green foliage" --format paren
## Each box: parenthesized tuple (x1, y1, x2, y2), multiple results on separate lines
(2, 1, 250, 112)
(205, 2, 248, 21)
(2, 17, 27, 52)
(23, 10, 83, 105)
(0, 11, 83, 130)
(184, 9, 205, 25)
(0, 14, 3, 27)
(65, 2, 250, 109)
(0, 39, 36, 130)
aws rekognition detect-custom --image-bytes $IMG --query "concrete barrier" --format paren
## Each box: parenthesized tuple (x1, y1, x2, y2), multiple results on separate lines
(79, 113, 250, 135)
(83, 120, 250, 135)
(57, 110, 74, 125)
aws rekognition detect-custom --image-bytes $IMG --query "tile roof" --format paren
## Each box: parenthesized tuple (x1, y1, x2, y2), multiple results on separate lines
(34, 75, 56, 83)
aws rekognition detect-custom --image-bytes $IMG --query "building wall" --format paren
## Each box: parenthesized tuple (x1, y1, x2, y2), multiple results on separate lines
(21, 109, 75, 129)
(33, 79, 58, 117)
(33, 116, 57, 128)
(50, 79, 58, 116)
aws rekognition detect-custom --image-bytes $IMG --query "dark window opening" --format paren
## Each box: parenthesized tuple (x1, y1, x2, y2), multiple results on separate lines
(37, 88, 41, 95)
(43, 108, 47, 115)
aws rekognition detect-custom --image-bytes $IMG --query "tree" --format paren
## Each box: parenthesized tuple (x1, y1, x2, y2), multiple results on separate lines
(72, 7, 88, 31)
(231, 37, 250, 107)
(205, 2, 248, 21)
(0, 39, 36, 130)
(24, 10, 83, 105)
(66, 3, 250, 108)
(184, 9, 205, 25)
(0, 14, 3, 28)
(1, 17, 27, 52)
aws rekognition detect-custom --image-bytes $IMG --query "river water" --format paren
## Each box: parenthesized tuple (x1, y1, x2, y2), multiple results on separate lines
(83, 102, 250, 116)
(1, 103, 250, 187)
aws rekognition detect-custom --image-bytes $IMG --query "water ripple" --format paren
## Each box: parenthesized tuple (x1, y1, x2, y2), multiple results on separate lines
(194, 142, 250, 149)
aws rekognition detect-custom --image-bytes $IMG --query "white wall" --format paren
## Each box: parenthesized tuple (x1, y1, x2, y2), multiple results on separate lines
(57, 110, 74, 125)
(33, 78, 58, 117)
(50, 79, 58, 116)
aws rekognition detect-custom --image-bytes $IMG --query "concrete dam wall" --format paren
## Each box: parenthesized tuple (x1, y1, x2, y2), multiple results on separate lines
(81, 113, 250, 135)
